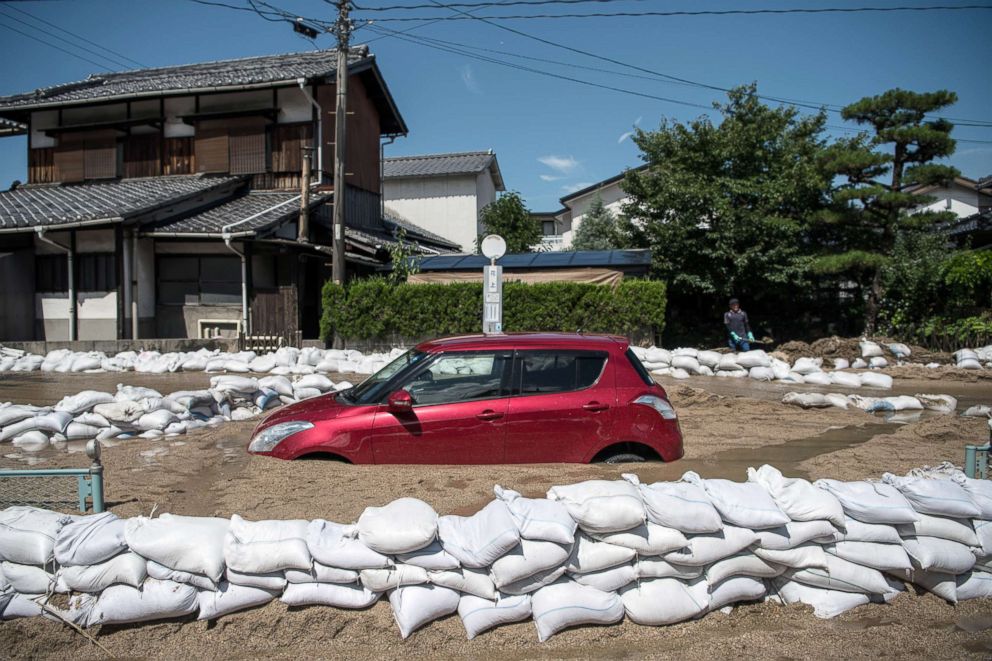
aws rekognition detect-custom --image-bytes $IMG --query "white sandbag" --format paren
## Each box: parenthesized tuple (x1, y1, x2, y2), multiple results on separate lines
(902, 536, 976, 574)
(956, 475, 992, 519)
(72, 412, 110, 428)
(887, 343, 911, 358)
(1, 561, 54, 594)
(458, 593, 531, 640)
(357, 497, 438, 554)
(736, 350, 771, 369)
(360, 565, 430, 591)
(54, 391, 114, 414)
(754, 543, 829, 570)
(428, 568, 497, 600)
(437, 500, 520, 568)
(0, 593, 45, 620)
(133, 409, 179, 431)
(829, 371, 862, 388)
(493, 485, 576, 544)
(92, 400, 143, 423)
(907, 569, 957, 602)
(802, 372, 833, 386)
(881, 473, 981, 519)
(670, 356, 700, 373)
(780, 372, 806, 384)
(957, 358, 982, 370)
(833, 358, 850, 370)
(88, 579, 198, 626)
(792, 357, 823, 375)
(682, 471, 789, 529)
(671, 347, 698, 357)
(209, 375, 259, 394)
(813, 480, 918, 524)
(786, 554, 893, 594)
(626, 474, 723, 533)
(497, 565, 566, 596)
(782, 392, 833, 409)
(280, 581, 380, 609)
(667, 368, 691, 379)
(869, 357, 888, 369)
(54, 511, 127, 566)
(124, 513, 230, 582)
(62, 423, 103, 440)
(897, 513, 979, 547)
(306, 520, 391, 570)
(224, 515, 311, 574)
(749, 366, 775, 381)
(915, 394, 958, 414)
(147, 560, 218, 591)
(696, 350, 721, 369)
(963, 405, 992, 417)
(315, 359, 340, 373)
(0, 405, 40, 427)
(12, 431, 51, 451)
(859, 340, 883, 358)
(635, 557, 703, 580)
(285, 563, 358, 584)
(644, 347, 672, 364)
(772, 578, 870, 618)
(859, 372, 893, 389)
(835, 518, 903, 544)
(770, 360, 791, 380)
(533, 581, 624, 641)
(57, 553, 147, 592)
(389, 584, 460, 639)
(258, 376, 294, 398)
(196, 581, 277, 620)
(706, 552, 784, 585)
(619, 577, 708, 626)
(546, 480, 645, 534)
(748, 465, 846, 528)
(225, 566, 288, 590)
(709, 575, 766, 611)
(591, 522, 687, 556)
(396, 541, 460, 571)
(824, 541, 912, 572)
(565, 533, 636, 574)
(0, 506, 71, 565)
(0, 411, 73, 440)
(569, 562, 638, 592)
(717, 354, 743, 372)
(247, 356, 277, 373)
(295, 374, 334, 391)
(292, 387, 322, 400)
(955, 571, 992, 601)
(115, 384, 162, 402)
(753, 520, 837, 551)
(663, 526, 758, 566)
(491, 539, 571, 588)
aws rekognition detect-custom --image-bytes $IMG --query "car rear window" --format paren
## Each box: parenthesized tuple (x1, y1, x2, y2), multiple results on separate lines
(515, 351, 607, 395)
(626, 348, 655, 385)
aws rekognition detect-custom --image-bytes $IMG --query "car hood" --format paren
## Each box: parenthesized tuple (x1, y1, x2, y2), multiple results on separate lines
(255, 392, 356, 430)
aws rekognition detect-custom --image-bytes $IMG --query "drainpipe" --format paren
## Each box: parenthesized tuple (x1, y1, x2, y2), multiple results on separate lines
(122, 229, 133, 339)
(298, 78, 322, 184)
(223, 234, 250, 338)
(380, 135, 396, 221)
(36, 227, 76, 341)
(131, 231, 139, 340)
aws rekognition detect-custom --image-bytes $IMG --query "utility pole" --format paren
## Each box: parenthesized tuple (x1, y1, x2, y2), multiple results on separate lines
(298, 146, 313, 242)
(330, 0, 353, 286)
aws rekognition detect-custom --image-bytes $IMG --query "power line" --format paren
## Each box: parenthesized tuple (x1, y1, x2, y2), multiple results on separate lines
(0, 3, 147, 68)
(357, 0, 645, 10)
(0, 21, 115, 71)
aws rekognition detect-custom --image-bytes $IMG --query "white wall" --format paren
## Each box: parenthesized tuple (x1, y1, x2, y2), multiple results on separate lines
(475, 170, 498, 245)
(384, 174, 480, 252)
(561, 179, 629, 248)
(913, 184, 990, 218)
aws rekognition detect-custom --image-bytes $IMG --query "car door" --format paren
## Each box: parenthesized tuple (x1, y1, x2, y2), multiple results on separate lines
(371, 351, 512, 464)
(503, 350, 615, 463)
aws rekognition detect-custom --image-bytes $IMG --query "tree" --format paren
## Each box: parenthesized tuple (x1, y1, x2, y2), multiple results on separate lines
(477, 191, 541, 253)
(815, 89, 959, 333)
(571, 194, 626, 251)
(623, 84, 832, 305)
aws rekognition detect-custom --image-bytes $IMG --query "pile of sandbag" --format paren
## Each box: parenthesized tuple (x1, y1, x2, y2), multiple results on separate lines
(0, 374, 349, 450)
(3, 464, 990, 638)
(953, 347, 992, 371)
(631, 346, 894, 389)
(782, 392, 959, 415)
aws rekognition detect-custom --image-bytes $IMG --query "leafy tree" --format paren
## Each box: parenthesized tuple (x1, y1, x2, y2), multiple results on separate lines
(477, 191, 541, 253)
(386, 228, 421, 284)
(815, 88, 959, 332)
(623, 84, 832, 306)
(571, 194, 626, 251)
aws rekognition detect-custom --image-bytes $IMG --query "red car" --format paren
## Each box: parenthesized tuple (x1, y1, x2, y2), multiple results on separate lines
(248, 333, 683, 464)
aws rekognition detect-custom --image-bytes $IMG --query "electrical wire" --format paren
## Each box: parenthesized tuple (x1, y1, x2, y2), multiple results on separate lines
(0, 22, 115, 71)
(356, 0, 647, 10)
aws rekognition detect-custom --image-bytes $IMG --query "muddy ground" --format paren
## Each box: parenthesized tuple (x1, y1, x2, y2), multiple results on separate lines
(0, 370, 990, 659)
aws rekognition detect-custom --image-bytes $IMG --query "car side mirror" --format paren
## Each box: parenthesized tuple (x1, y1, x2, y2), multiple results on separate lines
(387, 389, 414, 414)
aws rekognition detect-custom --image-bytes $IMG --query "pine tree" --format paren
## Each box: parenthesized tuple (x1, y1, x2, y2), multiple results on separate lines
(571, 194, 623, 251)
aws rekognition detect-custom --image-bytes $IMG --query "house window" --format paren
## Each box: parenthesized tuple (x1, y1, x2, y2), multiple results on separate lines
(35, 253, 117, 292)
(196, 118, 270, 175)
(158, 255, 241, 306)
(542, 220, 556, 236)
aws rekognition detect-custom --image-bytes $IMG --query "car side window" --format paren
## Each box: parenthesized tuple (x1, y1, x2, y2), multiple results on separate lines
(401, 352, 508, 406)
(514, 351, 607, 395)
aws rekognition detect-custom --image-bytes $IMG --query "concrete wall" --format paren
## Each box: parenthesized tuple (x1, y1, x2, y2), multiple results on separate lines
(384, 174, 481, 252)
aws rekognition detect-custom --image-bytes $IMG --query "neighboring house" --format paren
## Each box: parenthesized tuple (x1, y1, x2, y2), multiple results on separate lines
(908, 175, 992, 218)
(383, 150, 505, 253)
(0, 48, 456, 344)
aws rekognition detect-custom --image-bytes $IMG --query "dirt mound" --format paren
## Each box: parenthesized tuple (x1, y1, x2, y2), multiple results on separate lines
(773, 336, 954, 365)
(668, 385, 723, 407)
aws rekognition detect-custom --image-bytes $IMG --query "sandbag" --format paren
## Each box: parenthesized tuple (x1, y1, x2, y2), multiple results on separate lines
(824, 541, 912, 572)
(54, 512, 127, 567)
(88, 579, 198, 626)
(360, 565, 429, 591)
(636, 557, 702, 580)
(565, 533, 636, 574)
(785, 554, 893, 594)
(771, 578, 870, 618)
(897, 513, 979, 547)
(881, 473, 981, 519)
(955, 571, 992, 601)
(389, 584, 460, 639)
(696, 350, 721, 368)
(258, 376, 294, 398)
(146, 560, 218, 591)
(626, 474, 723, 534)
(802, 372, 833, 386)
(671, 356, 700, 373)
(915, 394, 958, 414)
(955, 475, 992, 519)
(782, 392, 834, 409)
(835, 518, 903, 544)
(859, 372, 893, 389)
(493, 485, 576, 544)
(497, 566, 566, 596)
(682, 471, 789, 529)
(280, 581, 380, 609)
(813, 480, 918, 525)
(748, 367, 775, 381)
(546, 480, 644, 534)
(591, 522, 687, 556)
(709, 575, 766, 611)
(306, 520, 391, 570)
(1, 561, 54, 594)
(57, 553, 147, 593)
(532, 581, 624, 641)
(1, 593, 46, 620)
(458, 593, 531, 640)
(717, 354, 743, 372)
(907, 569, 957, 602)
(54, 391, 114, 414)
(754, 543, 829, 570)
(196, 581, 277, 620)
(124, 513, 230, 582)
(859, 340, 883, 358)
(902, 536, 977, 574)
(569, 562, 638, 592)
(396, 541, 461, 571)
(357, 498, 438, 554)
(437, 500, 520, 568)
(829, 371, 862, 388)
(748, 465, 846, 528)
(285, 563, 359, 584)
(0, 506, 71, 565)
(619, 577, 708, 626)
(736, 350, 770, 369)
(869, 357, 888, 369)
(428, 568, 497, 600)
(833, 358, 850, 369)
(490, 539, 571, 588)
(663, 526, 758, 566)
(705, 552, 784, 585)
(792, 357, 823, 375)
(224, 515, 311, 573)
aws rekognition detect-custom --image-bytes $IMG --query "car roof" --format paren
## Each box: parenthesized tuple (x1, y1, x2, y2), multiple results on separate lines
(414, 332, 629, 353)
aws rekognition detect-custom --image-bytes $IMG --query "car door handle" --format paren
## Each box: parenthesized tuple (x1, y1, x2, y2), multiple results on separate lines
(583, 402, 609, 412)
(476, 410, 504, 421)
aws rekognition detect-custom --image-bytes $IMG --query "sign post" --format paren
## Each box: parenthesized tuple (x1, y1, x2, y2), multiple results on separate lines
(480, 235, 506, 335)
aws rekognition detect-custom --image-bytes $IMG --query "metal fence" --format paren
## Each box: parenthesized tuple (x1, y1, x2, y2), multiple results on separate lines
(0, 440, 104, 513)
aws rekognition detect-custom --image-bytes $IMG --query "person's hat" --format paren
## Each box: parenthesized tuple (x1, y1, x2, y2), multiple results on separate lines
(729, 298, 739, 306)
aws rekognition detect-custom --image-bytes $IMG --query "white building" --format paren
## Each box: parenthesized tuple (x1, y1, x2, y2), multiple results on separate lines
(383, 151, 506, 253)
(907, 176, 992, 218)
(534, 168, 643, 251)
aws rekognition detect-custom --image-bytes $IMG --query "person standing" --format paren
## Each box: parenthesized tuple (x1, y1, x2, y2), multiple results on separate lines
(724, 298, 754, 351)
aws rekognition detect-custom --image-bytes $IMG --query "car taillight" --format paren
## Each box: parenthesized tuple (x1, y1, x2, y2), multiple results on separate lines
(633, 394, 678, 420)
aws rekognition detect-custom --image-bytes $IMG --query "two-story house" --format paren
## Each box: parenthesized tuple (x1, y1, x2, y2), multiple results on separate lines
(0, 48, 457, 344)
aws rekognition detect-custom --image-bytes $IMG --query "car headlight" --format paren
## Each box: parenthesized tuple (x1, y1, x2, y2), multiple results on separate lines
(248, 421, 314, 453)
(633, 395, 678, 420)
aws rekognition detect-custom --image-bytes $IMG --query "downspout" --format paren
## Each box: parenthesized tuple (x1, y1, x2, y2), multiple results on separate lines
(35, 228, 76, 341)
(380, 135, 396, 221)
(122, 229, 133, 338)
(131, 230, 139, 340)
(223, 234, 250, 338)
(297, 78, 322, 184)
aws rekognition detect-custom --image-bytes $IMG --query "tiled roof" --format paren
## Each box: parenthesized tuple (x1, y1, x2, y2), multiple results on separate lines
(0, 175, 243, 231)
(384, 151, 497, 179)
(144, 190, 330, 237)
(383, 213, 460, 251)
(0, 49, 368, 111)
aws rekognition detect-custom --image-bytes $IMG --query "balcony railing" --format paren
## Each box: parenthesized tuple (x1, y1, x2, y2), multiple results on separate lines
(535, 235, 566, 251)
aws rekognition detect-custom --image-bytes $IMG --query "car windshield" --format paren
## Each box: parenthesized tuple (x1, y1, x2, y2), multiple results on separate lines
(340, 349, 429, 405)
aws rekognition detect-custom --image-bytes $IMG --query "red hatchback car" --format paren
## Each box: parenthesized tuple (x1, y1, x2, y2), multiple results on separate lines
(248, 333, 683, 464)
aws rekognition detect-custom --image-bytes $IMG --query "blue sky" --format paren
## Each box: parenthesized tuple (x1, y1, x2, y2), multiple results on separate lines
(0, 0, 990, 212)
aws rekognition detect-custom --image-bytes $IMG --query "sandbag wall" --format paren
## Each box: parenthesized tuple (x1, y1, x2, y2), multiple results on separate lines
(1, 464, 991, 640)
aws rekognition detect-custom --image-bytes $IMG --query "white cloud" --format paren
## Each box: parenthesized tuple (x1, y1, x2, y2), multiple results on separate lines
(617, 116, 643, 144)
(540, 174, 563, 182)
(538, 154, 579, 174)
(460, 64, 482, 95)
(562, 182, 594, 194)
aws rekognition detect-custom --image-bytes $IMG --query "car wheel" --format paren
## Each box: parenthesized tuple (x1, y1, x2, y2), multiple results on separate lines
(602, 452, 646, 464)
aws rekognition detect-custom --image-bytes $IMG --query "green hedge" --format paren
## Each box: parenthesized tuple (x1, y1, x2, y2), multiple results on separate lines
(320, 278, 666, 343)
